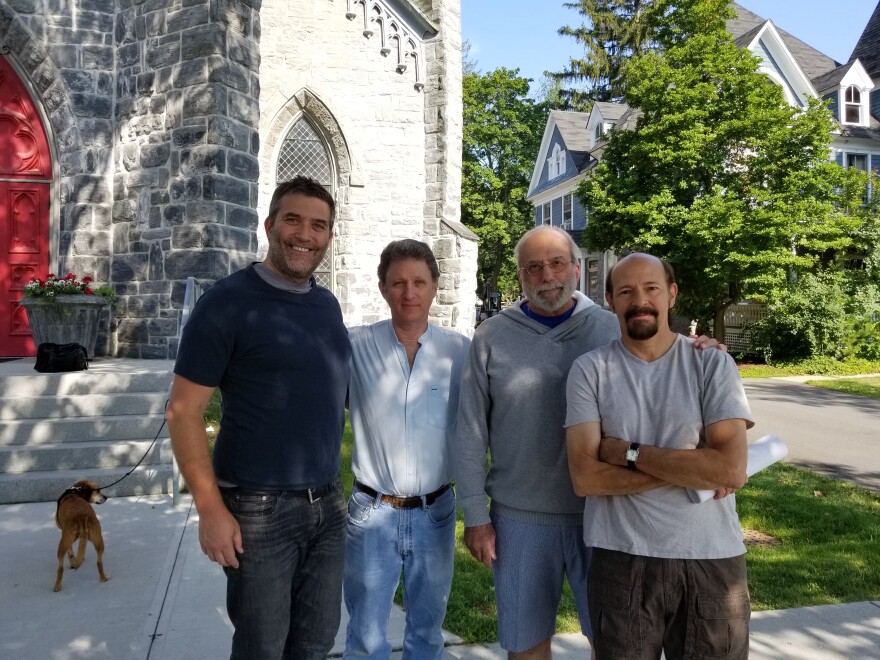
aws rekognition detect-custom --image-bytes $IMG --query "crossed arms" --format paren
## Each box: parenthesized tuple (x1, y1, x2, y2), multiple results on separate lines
(565, 418, 749, 498)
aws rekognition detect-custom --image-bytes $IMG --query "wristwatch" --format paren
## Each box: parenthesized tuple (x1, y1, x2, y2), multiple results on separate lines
(625, 442, 641, 471)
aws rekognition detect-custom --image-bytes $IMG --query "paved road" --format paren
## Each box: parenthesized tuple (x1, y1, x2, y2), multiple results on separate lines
(743, 378, 880, 492)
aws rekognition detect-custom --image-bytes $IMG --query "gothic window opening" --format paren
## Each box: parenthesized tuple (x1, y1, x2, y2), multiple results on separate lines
(276, 117, 335, 290)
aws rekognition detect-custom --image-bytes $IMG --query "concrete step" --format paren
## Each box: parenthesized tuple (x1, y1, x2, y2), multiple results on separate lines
(0, 392, 169, 420)
(0, 464, 174, 504)
(0, 369, 173, 398)
(0, 438, 172, 474)
(0, 414, 170, 446)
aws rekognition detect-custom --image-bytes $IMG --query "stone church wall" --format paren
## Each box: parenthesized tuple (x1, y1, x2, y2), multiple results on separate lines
(1, 0, 476, 357)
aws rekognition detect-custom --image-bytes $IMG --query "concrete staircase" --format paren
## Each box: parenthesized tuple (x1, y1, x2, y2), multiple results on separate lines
(0, 359, 176, 503)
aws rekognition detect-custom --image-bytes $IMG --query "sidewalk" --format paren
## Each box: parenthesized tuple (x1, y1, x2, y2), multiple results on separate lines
(1, 494, 878, 659)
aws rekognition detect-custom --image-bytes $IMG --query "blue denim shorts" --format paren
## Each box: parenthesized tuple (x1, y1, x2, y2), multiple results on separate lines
(491, 510, 592, 652)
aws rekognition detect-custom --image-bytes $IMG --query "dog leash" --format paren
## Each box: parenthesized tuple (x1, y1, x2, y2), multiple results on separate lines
(93, 399, 171, 492)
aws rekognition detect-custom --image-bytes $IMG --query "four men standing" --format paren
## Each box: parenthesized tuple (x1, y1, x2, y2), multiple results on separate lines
(170, 178, 751, 659)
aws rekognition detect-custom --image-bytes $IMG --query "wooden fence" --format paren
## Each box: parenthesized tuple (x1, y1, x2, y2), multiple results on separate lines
(723, 302, 767, 354)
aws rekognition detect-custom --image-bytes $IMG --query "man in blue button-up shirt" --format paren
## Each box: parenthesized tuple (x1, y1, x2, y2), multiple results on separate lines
(343, 239, 470, 660)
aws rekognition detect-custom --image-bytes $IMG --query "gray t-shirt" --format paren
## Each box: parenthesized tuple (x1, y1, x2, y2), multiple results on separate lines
(565, 334, 754, 559)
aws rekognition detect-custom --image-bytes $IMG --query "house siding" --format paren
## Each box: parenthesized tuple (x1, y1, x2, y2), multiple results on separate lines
(573, 194, 587, 231)
(551, 196, 563, 227)
(824, 91, 839, 119)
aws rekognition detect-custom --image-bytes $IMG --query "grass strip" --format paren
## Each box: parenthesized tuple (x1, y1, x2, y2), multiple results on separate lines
(806, 376, 880, 398)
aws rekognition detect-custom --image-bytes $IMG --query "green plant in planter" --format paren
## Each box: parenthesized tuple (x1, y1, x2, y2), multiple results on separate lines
(21, 273, 118, 357)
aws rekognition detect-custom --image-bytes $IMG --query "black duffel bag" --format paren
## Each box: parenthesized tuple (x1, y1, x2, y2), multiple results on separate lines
(34, 342, 89, 373)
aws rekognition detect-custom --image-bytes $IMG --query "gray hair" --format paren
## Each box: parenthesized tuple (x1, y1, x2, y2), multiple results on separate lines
(514, 225, 582, 265)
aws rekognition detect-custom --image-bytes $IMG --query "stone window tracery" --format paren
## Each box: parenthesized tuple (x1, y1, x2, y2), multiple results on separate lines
(276, 117, 335, 290)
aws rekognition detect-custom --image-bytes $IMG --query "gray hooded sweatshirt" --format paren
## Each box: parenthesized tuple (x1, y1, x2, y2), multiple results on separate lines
(454, 291, 620, 527)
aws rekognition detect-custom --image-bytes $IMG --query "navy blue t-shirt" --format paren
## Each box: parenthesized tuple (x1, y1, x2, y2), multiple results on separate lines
(174, 265, 352, 490)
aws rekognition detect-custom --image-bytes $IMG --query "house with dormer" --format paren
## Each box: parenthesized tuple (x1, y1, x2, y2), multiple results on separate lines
(527, 1, 880, 307)
(729, 2, 880, 175)
(526, 109, 601, 302)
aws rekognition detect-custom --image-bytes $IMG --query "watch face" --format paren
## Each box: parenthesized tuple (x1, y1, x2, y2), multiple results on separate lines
(626, 448, 638, 462)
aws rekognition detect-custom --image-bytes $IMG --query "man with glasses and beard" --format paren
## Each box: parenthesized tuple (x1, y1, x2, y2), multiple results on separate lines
(564, 253, 752, 660)
(455, 229, 722, 659)
(168, 176, 351, 660)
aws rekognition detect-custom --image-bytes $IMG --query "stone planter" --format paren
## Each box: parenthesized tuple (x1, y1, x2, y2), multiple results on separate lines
(19, 295, 111, 358)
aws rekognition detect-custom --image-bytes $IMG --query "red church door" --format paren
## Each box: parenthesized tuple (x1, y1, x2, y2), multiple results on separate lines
(0, 55, 51, 357)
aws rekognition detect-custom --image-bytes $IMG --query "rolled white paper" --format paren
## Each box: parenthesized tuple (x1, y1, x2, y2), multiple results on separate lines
(687, 434, 788, 504)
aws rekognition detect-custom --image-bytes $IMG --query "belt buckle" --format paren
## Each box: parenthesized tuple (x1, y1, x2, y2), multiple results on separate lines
(308, 488, 321, 504)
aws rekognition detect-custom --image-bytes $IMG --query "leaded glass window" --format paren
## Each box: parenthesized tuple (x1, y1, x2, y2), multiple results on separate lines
(276, 118, 334, 289)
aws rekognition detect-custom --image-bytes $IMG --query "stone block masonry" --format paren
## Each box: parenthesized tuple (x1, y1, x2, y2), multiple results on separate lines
(110, 0, 261, 358)
(0, 0, 261, 358)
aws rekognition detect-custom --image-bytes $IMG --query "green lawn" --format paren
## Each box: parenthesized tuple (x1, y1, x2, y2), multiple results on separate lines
(806, 376, 880, 398)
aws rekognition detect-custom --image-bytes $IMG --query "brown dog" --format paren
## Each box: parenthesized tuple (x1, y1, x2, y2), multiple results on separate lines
(54, 479, 110, 592)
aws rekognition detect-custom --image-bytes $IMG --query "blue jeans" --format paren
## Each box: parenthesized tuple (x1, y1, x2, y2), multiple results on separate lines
(343, 487, 456, 659)
(221, 480, 347, 660)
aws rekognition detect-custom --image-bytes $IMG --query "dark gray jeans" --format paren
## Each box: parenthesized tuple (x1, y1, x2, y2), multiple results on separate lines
(221, 480, 347, 660)
(589, 548, 750, 660)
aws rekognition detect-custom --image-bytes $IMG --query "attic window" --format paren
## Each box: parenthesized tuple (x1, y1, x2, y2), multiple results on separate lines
(594, 123, 604, 142)
(844, 86, 862, 124)
(548, 144, 566, 179)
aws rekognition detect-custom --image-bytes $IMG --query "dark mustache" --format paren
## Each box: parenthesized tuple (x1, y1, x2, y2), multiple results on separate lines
(625, 306, 658, 321)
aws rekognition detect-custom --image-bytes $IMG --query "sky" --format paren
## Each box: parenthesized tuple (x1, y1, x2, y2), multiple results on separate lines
(462, 1, 879, 96)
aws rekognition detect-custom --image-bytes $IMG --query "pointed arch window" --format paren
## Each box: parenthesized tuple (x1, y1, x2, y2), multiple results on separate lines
(276, 117, 335, 290)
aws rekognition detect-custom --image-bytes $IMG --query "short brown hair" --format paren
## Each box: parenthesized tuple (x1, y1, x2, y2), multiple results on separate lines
(267, 176, 336, 228)
(377, 239, 440, 283)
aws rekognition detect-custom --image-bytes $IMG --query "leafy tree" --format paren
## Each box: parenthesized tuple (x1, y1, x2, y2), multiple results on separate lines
(580, 1, 871, 341)
(462, 68, 547, 299)
(552, 0, 666, 109)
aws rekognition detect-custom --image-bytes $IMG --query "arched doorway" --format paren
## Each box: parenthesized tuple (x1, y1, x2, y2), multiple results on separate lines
(0, 55, 51, 357)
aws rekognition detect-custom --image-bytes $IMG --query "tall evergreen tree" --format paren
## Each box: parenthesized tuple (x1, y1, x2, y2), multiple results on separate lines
(552, 0, 663, 110)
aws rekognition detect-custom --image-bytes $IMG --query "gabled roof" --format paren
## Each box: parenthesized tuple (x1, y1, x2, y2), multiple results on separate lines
(729, 2, 840, 80)
(591, 102, 628, 122)
(811, 63, 855, 94)
(850, 2, 880, 78)
(527, 110, 592, 198)
(551, 110, 592, 153)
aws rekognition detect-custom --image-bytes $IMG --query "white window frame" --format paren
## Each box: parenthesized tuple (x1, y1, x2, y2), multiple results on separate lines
(542, 201, 551, 225)
(562, 194, 573, 230)
(843, 85, 864, 125)
(547, 144, 565, 180)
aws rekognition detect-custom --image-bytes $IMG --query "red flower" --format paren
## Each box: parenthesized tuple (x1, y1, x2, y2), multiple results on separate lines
(82, 276, 93, 283)
(47, 273, 55, 279)
(65, 273, 76, 280)
(85, 288, 93, 294)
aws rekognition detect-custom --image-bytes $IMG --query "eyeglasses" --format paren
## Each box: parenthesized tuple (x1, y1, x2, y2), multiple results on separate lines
(520, 258, 575, 277)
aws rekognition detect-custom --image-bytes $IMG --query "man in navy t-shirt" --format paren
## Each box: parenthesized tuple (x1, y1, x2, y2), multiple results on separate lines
(168, 176, 351, 660)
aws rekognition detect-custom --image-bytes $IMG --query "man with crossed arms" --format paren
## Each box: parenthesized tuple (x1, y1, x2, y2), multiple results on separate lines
(565, 252, 753, 659)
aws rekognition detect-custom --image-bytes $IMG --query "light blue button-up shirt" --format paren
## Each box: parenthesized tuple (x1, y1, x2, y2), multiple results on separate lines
(348, 320, 470, 497)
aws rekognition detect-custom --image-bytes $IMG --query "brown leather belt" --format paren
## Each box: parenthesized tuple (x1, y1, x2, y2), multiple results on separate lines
(354, 481, 452, 509)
